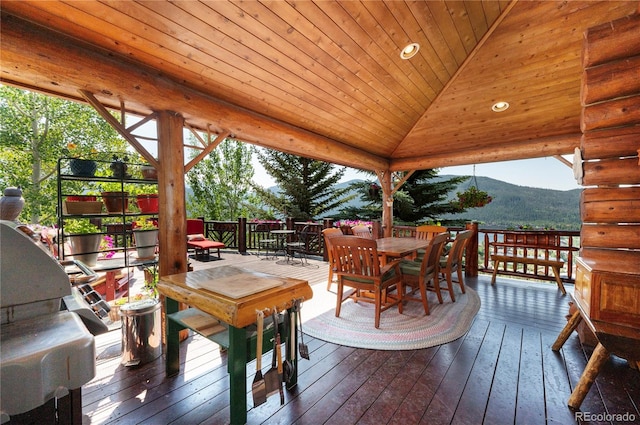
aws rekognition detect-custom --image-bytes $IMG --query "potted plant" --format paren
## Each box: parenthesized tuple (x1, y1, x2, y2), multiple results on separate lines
(64, 193, 103, 215)
(136, 193, 159, 213)
(133, 218, 158, 259)
(455, 186, 493, 209)
(64, 218, 102, 266)
(110, 154, 130, 179)
(64, 142, 98, 177)
(100, 180, 128, 213)
(140, 164, 158, 180)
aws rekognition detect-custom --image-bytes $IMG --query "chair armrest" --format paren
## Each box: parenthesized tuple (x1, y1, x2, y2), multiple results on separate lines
(381, 258, 402, 275)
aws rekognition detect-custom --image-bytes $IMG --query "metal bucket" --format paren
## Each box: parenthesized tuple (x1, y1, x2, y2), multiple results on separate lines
(120, 298, 161, 367)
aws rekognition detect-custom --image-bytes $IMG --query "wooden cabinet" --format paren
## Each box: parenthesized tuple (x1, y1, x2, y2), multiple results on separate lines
(573, 256, 640, 358)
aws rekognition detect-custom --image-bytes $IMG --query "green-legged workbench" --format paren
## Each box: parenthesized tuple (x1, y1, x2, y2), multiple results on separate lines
(157, 265, 313, 425)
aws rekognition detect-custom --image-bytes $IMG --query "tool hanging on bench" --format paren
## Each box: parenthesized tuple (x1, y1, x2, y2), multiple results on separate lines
(251, 310, 266, 406)
(264, 308, 282, 398)
(296, 299, 310, 360)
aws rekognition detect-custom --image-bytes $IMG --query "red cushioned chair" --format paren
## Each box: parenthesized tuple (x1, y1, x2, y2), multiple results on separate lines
(186, 218, 225, 261)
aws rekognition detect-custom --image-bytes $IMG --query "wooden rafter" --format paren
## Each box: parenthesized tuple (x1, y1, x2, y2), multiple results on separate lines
(79, 90, 159, 168)
(554, 154, 573, 168)
(375, 170, 415, 197)
(184, 125, 230, 173)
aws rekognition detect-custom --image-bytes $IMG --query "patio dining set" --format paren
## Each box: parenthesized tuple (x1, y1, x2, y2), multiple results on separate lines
(323, 224, 474, 329)
(253, 223, 315, 266)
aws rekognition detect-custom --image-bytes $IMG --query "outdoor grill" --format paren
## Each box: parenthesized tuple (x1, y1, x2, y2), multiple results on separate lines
(0, 220, 98, 424)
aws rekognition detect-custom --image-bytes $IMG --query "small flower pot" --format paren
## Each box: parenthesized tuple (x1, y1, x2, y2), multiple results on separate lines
(140, 166, 158, 180)
(102, 192, 129, 213)
(70, 159, 97, 177)
(134, 229, 158, 259)
(136, 194, 159, 214)
(110, 161, 129, 179)
(67, 233, 102, 266)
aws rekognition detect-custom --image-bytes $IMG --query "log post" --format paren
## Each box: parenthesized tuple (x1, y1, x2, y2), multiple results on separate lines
(379, 171, 393, 237)
(567, 10, 640, 410)
(238, 217, 247, 254)
(156, 111, 187, 277)
(464, 222, 479, 277)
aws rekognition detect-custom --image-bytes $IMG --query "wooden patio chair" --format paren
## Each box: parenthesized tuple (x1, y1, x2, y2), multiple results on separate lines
(351, 225, 373, 239)
(439, 230, 474, 302)
(414, 224, 449, 261)
(322, 227, 343, 290)
(399, 232, 449, 314)
(331, 235, 403, 328)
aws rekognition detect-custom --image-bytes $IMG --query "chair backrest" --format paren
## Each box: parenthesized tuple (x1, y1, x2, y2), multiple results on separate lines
(297, 225, 311, 243)
(416, 225, 448, 241)
(254, 223, 270, 233)
(446, 230, 474, 269)
(351, 225, 373, 239)
(322, 227, 343, 251)
(417, 232, 449, 276)
(331, 235, 381, 277)
(187, 218, 204, 235)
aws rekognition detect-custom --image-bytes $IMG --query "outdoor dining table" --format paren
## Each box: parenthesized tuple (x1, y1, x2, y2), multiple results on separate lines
(157, 265, 312, 425)
(375, 236, 431, 264)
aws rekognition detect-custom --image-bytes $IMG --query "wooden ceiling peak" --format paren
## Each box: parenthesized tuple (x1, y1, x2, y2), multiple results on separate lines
(1, 1, 637, 172)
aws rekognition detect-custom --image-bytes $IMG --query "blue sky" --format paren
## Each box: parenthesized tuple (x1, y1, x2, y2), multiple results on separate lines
(127, 118, 579, 192)
(252, 155, 580, 192)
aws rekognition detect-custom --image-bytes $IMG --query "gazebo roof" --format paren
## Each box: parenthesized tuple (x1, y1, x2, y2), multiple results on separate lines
(1, 1, 637, 171)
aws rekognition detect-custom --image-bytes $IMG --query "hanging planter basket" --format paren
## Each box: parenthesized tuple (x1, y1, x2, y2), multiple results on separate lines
(368, 183, 380, 198)
(456, 186, 493, 208)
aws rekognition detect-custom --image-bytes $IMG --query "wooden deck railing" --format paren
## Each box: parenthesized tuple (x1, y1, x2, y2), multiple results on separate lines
(479, 229, 580, 284)
(199, 218, 580, 284)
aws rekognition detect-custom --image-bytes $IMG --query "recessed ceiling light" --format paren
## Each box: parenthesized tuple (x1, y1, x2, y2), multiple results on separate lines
(492, 101, 509, 112)
(400, 43, 420, 60)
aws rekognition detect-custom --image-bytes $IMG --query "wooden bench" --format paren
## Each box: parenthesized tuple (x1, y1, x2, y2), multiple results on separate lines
(491, 254, 566, 294)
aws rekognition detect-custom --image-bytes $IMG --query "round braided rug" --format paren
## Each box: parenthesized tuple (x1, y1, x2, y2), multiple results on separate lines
(303, 287, 480, 350)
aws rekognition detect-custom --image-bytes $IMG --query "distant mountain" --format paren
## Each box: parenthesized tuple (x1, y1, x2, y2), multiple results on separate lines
(262, 175, 582, 230)
(437, 175, 581, 230)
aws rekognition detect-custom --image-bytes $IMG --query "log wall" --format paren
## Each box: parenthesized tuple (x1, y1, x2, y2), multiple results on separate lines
(578, 11, 640, 336)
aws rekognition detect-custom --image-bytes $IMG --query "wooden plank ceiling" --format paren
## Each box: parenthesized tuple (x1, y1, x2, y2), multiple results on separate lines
(1, 1, 637, 172)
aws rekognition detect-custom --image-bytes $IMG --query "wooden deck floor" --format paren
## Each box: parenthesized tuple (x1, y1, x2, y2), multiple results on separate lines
(84, 251, 640, 425)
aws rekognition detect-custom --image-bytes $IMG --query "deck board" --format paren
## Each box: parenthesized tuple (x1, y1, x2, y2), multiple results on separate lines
(79, 251, 639, 424)
(450, 321, 504, 425)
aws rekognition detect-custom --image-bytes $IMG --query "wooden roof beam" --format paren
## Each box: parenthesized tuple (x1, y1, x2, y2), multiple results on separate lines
(390, 134, 580, 171)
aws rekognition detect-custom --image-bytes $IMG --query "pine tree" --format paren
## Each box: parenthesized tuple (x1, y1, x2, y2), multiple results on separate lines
(253, 149, 356, 221)
(401, 170, 469, 223)
(336, 170, 469, 225)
